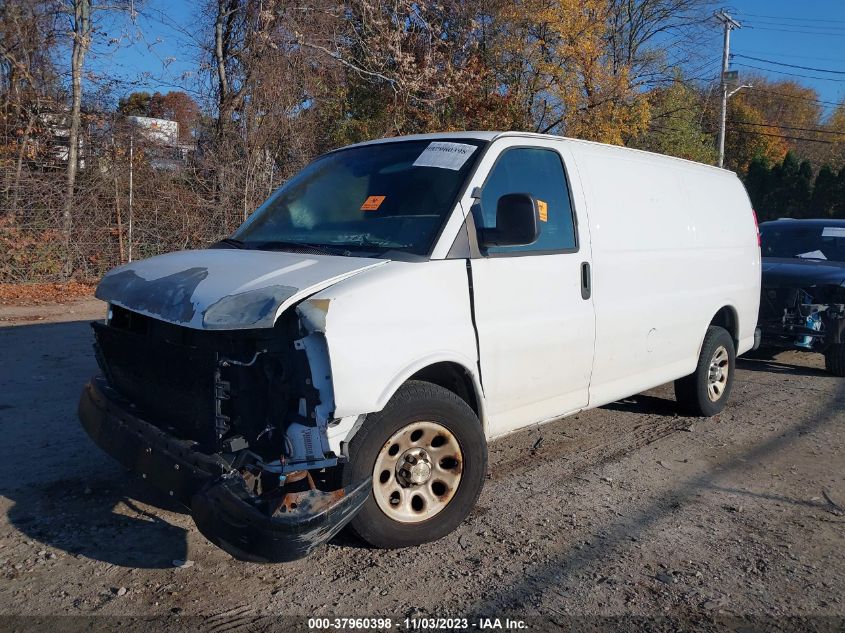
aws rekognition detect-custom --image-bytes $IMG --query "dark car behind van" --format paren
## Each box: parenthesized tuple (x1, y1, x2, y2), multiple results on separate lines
(758, 219, 845, 375)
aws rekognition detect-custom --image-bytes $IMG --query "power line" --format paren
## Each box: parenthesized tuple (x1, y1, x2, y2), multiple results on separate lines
(657, 112, 845, 138)
(733, 49, 845, 64)
(655, 114, 843, 143)
(726, 127, 833, 144)
(734, 62, 845, 83)
(733, 54, 845, 76)
(730, 119, 845, 137)
(648, 123, 834, 145)
(746, 87, 842, 108)
(745, 26, 845, 37)
(739, 12, 845, 25)
(684, 58, 721, 81)
(745, 19, 845, 32)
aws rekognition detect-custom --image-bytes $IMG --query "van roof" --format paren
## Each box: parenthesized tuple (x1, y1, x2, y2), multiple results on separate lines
(761, 218, 845, 227)
(347, 131, 734, 177)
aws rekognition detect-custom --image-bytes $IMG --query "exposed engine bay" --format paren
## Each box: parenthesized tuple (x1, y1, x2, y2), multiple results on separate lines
(758, 284, 845, 352)
(83, 303, 368, 562)
(95, 304, 335, 468)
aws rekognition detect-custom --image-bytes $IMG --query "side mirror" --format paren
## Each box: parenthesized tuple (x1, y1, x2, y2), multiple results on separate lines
(481, 193, 540, 248)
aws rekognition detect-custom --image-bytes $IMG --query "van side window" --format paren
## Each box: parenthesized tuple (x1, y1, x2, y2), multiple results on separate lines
(476, 147, 576, 254)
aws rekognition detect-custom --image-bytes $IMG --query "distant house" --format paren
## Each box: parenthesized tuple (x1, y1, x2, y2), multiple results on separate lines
(127, 115, 178, 145)
(127, 116, 196, 171)
(33, 111, 195, 172)
(38, 109, 85, 168)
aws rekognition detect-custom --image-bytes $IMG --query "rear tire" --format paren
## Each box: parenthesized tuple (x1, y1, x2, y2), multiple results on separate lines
(675, 326, 736, 417)
(825, 343, 845, 377)
(342, 380, 487, 549)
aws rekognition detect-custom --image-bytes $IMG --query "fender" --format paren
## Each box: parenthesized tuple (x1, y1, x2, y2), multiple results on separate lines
(294, 259, 481, 438)
(372, 352, 487, 435)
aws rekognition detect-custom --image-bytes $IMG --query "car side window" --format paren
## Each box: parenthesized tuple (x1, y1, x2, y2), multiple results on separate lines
(475, 147, 577, 254)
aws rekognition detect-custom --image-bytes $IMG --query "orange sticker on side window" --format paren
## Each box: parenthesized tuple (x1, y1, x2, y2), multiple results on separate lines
(537, 199, 548, 222)
(360, 195, 386, 211)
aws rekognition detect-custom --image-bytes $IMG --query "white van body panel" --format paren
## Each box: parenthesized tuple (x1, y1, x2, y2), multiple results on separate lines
(563, 139, 760, 408)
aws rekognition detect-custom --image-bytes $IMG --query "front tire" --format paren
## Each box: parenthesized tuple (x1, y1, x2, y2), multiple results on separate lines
(675, 326, 736, 416)
(825, 343, 845, 377)
(342, 380, 487, 549)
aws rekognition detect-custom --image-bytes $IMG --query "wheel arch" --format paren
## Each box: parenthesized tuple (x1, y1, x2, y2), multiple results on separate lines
(409, 361, 482, 417)
(374, 356, 488, 436)
(709, 304, 740, 346)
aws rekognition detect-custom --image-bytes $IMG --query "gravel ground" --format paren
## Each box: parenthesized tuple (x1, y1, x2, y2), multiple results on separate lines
(0, 300, 843, 632)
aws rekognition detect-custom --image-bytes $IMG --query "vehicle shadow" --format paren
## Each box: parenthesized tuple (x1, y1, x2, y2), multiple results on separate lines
(602, 394, 679, 416)
(468, 370, 845, 617)
(5, 477, 190, 568)
(737, 356, 830, 378)
(705, 483, 839, 513)
(0, 320, 190, 569)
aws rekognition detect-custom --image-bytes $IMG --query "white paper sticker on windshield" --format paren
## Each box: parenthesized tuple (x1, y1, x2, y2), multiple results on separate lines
(798, 250, 827, 260)
(413, 142, 477, 170)
(822, 227, 845, 238)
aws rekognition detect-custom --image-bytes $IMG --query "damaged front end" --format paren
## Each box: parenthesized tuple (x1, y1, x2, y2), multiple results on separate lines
(758, 283, 845, 353)
(78, 304, 369, 562)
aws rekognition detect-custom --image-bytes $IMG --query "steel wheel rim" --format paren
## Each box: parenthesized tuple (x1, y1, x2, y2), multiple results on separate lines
(707, 345, 730, 402)
(372, 421, 464, 524)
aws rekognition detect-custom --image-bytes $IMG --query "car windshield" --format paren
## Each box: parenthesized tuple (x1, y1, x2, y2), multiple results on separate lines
(761, 224, 845, 263)
(232, 139, 486, 256)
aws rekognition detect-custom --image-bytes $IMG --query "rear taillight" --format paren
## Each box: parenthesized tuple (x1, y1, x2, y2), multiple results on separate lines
(752, 209, 761, 247)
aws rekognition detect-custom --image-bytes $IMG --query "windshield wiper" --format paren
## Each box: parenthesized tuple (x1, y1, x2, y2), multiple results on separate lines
(212, 237, 247, 249)
(253, 240, 352, 257)
(336, 236, 408, 253)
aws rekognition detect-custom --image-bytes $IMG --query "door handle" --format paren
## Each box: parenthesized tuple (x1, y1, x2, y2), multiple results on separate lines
(580, 261, 591, 300)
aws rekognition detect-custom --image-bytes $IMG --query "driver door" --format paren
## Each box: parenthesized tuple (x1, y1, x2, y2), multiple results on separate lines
(467, 140, 595, 437)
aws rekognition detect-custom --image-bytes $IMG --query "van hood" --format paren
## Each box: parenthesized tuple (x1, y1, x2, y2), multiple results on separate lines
(95, 249, 387, 330)
(761, 257, 845, 289)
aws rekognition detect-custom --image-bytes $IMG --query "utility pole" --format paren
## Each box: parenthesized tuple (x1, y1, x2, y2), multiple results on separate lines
(716, 10, 741, 168)
(128, 134, 134, 263)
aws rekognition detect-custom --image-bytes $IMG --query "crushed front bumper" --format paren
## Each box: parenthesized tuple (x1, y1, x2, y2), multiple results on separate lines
(758, 303, 845, 351)
(78, 376, 370, 563)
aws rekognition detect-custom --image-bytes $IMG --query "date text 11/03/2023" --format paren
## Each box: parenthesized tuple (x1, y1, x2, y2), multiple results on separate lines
(307, 617, 529, 630)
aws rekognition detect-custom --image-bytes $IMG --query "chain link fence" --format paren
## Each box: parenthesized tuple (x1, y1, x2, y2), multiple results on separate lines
(0, 118, 276, 284)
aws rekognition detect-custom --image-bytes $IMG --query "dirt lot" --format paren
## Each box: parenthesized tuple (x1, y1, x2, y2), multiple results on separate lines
(0, 299, 843, 631)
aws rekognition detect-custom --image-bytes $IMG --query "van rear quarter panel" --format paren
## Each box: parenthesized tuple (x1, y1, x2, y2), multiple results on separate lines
(567, 141, 760, 407)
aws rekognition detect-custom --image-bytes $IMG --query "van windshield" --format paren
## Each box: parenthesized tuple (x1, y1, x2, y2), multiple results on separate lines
(231, 139, 485, 256)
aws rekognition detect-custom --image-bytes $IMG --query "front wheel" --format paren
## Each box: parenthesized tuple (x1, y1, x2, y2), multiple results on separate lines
(675, 326, 736, 416)
(342, 380, 487, 549)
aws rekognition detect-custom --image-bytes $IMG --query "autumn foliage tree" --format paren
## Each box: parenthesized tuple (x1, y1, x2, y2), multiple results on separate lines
(723, 98, 787, 174)
(5, 0, 845, 283)
(494, 0, 649, 143)
(822, 100, 845, 168)
(633, 75, 715, 163)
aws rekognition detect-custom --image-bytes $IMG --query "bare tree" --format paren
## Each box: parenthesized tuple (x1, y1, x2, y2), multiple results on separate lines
(63, 0, 91, 247)
(0, 0, 61, 214)
(56, 0, 139, 273)
(606, 0, 718, 89)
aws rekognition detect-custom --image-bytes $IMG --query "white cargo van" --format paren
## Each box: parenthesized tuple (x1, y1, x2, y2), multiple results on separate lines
(79, 132, 761, 562)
